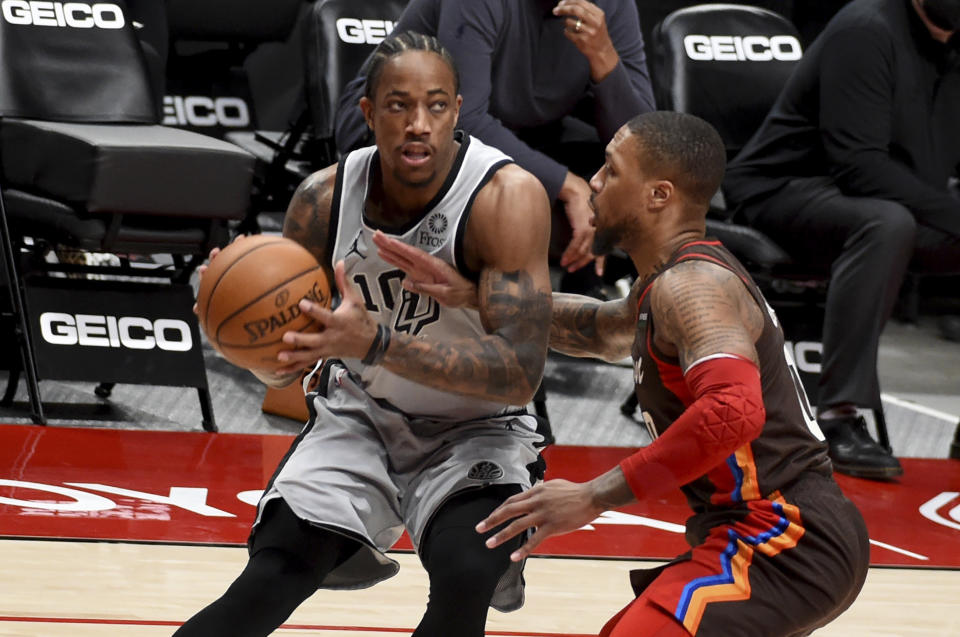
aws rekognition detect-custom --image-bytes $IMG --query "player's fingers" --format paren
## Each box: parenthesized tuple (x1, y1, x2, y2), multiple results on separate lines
(566, 253, 594, 273)
(509, 526, 551, 562)
(594, 255, 605, 277)
(475, 492, 534, 533)
(484, 515, 537, 550)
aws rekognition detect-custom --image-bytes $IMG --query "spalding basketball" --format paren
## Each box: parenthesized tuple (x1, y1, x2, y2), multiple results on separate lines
(195, 235, 331, 370)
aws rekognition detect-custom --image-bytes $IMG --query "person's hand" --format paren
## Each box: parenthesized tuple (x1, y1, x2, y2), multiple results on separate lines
(475, 479, 604, 562)
(192, 233, 257, 314)
(553, 0, 619, 82)
(273, 260, 379, 375)
(558, 171, 598, 272)
(373, 230, 479, 309)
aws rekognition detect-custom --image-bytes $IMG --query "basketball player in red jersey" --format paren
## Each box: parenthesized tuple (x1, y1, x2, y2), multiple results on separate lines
(177, 32, 552, 637)
(377, 111, 870, 636)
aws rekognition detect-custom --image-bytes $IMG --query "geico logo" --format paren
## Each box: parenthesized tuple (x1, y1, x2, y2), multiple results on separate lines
(335, 18, 395, 44)
(683, 35, 802, 62)
(39, 312, 192, 352)
(1, 1, 124, 28)
(162, 96, 251, 128)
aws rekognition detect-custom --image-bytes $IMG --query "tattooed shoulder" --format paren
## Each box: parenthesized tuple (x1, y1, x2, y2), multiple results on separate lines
(650, 260, 759, 368)
(282, 166, 337, 263)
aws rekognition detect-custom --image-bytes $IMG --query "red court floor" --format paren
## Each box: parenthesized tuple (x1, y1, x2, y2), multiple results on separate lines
(1, 424, 959, 568)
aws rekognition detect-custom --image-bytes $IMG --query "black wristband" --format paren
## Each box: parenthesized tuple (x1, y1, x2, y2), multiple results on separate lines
(361, 324, 391, 366)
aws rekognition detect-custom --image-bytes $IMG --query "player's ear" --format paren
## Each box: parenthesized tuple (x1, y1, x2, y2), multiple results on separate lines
(359, 96, 375, 132)
(649, 180, 673, 211)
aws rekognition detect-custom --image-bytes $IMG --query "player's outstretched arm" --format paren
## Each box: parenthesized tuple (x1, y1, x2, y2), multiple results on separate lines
(379, 165, 552, 405)
(376, 233, 638, 362)
(549, 283, 639, 361)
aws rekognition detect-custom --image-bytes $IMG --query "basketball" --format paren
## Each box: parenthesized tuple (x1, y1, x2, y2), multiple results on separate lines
(195, 235, 332, 370)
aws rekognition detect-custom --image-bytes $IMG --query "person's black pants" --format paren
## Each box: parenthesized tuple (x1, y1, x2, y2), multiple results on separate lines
(739, 176, 960, 411)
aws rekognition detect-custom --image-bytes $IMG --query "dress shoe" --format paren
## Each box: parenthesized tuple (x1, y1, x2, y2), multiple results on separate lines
(819, 415, 903, 479)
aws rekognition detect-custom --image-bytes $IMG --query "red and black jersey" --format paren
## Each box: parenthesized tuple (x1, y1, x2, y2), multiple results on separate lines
(631, 240, 832, 517)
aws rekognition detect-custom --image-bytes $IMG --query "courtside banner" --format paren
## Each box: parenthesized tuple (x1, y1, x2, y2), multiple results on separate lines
(24, 279, 206, 387)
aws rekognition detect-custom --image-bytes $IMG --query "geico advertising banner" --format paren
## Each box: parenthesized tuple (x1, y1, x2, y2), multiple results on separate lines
(24, 279, 206, 387)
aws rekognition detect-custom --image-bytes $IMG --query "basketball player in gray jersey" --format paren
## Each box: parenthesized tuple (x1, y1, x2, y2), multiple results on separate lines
(174, 32, 552, 637)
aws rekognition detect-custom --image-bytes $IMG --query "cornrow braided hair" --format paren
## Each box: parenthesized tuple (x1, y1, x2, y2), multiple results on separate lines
(363, 30, 460, 100)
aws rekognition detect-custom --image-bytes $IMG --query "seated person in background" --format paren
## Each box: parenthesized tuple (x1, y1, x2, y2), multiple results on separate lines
(335, 0, 656, 295)
(724, 0, 960, 480)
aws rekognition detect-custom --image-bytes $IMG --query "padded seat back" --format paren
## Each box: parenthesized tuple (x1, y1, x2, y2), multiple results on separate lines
(0, 0, 155, 123)
(304, 0, 408, 140)
(651, 4, 802, 159)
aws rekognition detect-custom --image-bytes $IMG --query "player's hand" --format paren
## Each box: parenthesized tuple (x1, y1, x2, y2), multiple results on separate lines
(192, 246, 221, 315)
(553, 0, 618, 81)
(274, 260, 379, 374)
(373, 230, 479, 309)
(558, 172, 598, 273)
(475, 479, 604, 562)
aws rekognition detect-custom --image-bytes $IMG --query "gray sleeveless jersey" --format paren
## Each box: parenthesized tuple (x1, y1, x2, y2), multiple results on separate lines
(331, 132, 518, 420)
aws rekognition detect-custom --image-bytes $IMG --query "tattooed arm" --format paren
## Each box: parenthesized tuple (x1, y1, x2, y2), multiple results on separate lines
(649, 260, 764, 367)
(377, 164, 553, 405)
(549, 281, 640, 362)
(277, 163, 552, 405)
(282, 165, 337, 283)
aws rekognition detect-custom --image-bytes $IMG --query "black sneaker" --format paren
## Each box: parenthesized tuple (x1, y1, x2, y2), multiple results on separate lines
(819, 415, 904, 480)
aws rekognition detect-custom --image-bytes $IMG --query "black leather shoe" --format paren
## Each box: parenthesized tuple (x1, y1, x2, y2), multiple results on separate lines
(819, 415, 904, 479)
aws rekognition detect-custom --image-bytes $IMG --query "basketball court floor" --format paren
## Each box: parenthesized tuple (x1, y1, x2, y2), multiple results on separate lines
(1, 268, 958, 636)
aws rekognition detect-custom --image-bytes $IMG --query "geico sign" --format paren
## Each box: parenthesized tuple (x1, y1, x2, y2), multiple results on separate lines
(1, 1, 124, 28)
(684, 35, 802, 62)
(163, 96, 251, 128)
(336, 18, 395, 44)
(39, 312, 193, 352)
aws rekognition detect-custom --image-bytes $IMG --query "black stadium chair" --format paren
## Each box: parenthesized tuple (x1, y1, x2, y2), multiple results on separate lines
(0, 0, 255, 431)
(164, 0, 309, 223)
(646, 3, 889, 449)
(303, 0, 410, 166)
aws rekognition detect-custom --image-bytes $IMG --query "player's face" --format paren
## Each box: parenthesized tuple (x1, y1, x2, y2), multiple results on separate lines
(588, 128, 646, 255)
(361, 51, 462, 190)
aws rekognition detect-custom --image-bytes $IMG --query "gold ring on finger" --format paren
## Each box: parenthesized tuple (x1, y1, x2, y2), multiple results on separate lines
(574, 18, 583, 33)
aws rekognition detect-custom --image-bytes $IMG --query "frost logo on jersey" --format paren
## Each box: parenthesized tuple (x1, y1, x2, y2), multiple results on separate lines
(335, 18, 394, 44)
(467, 461, 504, 481)
(418, 213, 448, 249)
(1, 1, 124, 28)
(163, 96, 251, 128)
(684, 35, 802, 62)
(39, 312, 192, 351)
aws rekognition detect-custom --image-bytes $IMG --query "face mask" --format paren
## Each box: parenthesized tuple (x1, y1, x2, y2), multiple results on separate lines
(922, 0, 960, 31)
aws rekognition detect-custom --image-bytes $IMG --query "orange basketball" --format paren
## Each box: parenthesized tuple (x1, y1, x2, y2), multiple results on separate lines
(195, 235, 331, 371)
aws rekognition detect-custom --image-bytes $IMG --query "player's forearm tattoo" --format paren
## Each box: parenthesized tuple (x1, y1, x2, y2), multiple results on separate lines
(550, 293, 636, 361)
(282, 172, 333, 261)
(383, 269, 551, 405)
(653, 262, 759, 369)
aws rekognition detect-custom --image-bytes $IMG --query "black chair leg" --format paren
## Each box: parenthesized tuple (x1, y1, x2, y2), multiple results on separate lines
(620, 392, 639, 417)
(873, 408, 891, 454)
(198, 387, 217, 432)
(950, 421, 960, 460)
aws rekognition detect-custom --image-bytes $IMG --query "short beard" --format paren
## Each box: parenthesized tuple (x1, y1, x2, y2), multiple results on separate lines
(392, 168, 437, 189)
(592, 225, 622, 256)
